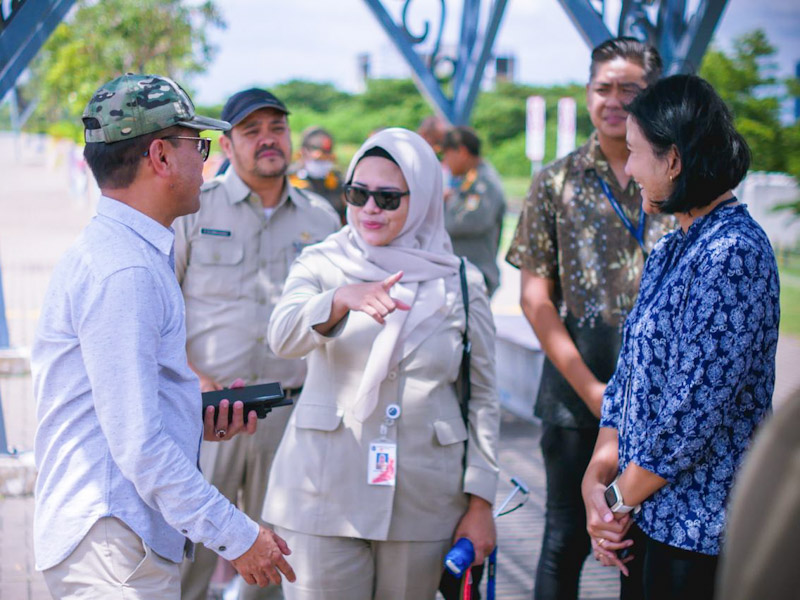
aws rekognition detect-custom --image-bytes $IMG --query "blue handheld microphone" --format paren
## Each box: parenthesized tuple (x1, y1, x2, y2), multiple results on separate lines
(444, 537, 475, 577)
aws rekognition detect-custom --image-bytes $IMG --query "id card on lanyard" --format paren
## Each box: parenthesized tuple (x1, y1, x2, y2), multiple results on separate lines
(596, 175, 647, 258)
(368, 404, 401, 486)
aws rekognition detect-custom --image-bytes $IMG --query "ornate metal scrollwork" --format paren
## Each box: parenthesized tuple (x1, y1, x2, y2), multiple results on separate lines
(363, 0, 508, 123)
(619, 2, 657, 45)
(399, 0, 453, 80)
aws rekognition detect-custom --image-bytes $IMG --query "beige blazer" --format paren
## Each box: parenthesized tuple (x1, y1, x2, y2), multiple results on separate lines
(263, 247, 500, 542)
(716, 393, 800, 600)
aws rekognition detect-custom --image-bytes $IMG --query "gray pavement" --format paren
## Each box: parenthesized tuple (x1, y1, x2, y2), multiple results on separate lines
(1, 133, 799, 599)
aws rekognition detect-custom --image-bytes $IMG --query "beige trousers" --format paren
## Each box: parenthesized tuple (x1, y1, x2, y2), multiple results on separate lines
(42, 517, 180, 599)
(274, 526, 451, 600)
(181, 404, 292, 600)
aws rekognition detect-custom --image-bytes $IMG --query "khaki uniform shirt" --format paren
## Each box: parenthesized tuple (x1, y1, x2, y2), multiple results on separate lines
(174, 168, 340, 389)
(506, 133, 673, 428)
(444, 160, 507, 296)
(263, 250, 500, 541)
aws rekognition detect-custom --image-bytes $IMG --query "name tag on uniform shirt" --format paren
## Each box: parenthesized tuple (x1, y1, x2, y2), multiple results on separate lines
(200, 228, 231, 237)
(368, 442, 397, 486)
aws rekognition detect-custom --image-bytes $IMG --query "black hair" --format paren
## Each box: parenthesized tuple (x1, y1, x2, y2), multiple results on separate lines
(626, 74, 750, 214)
(302, 126, 333, 149)
(83, 125, 179, 189)
(361, 146, 398, 165)
(348, 145, 399, 184)
(590, 37, 663, 86)
(441, 126, 481, 156)
(417, 115, 447, 134)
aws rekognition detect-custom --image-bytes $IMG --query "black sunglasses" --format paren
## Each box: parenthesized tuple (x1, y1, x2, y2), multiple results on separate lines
(143, 136, 211, 162)
(343, 184, 410, 211)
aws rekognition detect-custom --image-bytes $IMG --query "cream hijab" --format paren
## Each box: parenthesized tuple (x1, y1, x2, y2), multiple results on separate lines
(314, 127, 462, 421)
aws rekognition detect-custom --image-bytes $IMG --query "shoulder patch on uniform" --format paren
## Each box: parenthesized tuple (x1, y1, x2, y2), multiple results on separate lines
(324, 171, 340, 190)
(289, 174, 309, 189)
(465, 194, 481, 211)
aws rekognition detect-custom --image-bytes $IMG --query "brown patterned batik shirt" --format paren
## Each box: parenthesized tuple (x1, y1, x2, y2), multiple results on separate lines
(506, 132, 674, 428)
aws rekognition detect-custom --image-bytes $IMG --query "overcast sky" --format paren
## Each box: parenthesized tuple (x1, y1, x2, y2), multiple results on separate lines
(191, 0, 799, 106)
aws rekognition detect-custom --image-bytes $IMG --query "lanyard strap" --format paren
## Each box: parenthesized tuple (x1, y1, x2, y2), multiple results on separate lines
(596, 175, 647, 256)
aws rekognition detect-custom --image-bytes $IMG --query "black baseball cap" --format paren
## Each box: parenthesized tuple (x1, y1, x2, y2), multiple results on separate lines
(221, 88, 289, 127)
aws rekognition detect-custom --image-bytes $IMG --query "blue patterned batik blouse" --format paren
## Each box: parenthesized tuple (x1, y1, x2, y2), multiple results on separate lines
(600, 202, 780, 555)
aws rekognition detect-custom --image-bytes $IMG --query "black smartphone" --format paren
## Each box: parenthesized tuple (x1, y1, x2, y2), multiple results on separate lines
(201, 382, 291, 424)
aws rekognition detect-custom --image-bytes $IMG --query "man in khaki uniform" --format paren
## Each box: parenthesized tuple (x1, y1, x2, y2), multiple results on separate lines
(175, 88, 340, 600)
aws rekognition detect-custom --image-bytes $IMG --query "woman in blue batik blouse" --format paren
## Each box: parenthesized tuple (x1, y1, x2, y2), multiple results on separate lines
(580, 74, 780, 600)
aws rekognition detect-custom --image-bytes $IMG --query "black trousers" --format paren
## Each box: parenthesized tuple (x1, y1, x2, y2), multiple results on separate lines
(627, 524, 718, 600)
(533, 424, 598, 600)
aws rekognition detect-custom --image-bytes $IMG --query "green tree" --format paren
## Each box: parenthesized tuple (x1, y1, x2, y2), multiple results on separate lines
(780, 78, 800, 216)
(473, 81, 592, 176)
(700, 30, 788, 174)
(24, 0, 225, 139)
(272, 80, 351, 114)
(701, 29, 800, 216)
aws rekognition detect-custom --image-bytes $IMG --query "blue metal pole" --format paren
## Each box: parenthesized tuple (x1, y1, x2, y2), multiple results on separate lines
(362, 0, 455, 123)
(0, 263, 8, 349)
(0, 0, 77, 101)
(657, 0, 687, 66)
(795, 62, 800, 121)
(554, 0, 613, 49)
(453, 0, 509, 125)
(452, 0, 480, 106)
(666, 0, 729, 74)
(0, 388, 12, 455)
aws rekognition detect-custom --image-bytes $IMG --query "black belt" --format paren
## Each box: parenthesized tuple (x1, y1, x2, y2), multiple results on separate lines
(284, 386, 303, 398)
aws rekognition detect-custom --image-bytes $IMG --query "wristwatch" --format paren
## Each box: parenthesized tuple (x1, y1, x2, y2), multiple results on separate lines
(604, 478, 640, 514)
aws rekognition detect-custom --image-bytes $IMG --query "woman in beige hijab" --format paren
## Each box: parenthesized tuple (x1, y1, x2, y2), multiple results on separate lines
(264, 128, 500, 599)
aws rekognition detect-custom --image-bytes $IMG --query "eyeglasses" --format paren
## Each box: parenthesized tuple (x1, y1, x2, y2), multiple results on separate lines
(343, 184, 410, 211)
(143, 136, 211, 162)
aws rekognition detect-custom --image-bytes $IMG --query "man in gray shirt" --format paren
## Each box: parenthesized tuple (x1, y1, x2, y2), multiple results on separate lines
(32, 73, 296, 598)
(441, 126, 506, 296)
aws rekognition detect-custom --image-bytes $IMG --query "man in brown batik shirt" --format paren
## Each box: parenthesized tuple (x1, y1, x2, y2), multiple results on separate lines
(506, 38, 672, 600)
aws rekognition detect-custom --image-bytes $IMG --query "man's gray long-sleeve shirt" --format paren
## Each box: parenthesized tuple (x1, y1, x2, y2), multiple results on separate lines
(32, 196, 258, 571)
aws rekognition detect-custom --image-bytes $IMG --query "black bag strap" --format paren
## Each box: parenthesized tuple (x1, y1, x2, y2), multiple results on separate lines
(458, 258, 471, 428)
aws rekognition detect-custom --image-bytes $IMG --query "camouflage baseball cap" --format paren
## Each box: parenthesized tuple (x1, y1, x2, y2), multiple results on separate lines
(82, 73, 230, 143)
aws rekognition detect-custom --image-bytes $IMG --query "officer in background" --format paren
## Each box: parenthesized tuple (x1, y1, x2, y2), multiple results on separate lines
(288, 126, 346, 223)
(175, 88, 340, 600)
(417, 115, 448, 156)
(441, 126, 506, 297)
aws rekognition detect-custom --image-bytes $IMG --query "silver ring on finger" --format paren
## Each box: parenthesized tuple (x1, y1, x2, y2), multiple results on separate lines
(215, 428, 226, 439)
